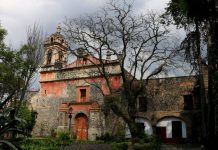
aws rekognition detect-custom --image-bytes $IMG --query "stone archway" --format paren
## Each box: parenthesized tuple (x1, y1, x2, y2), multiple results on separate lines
(135, 117, 153, 136)
(75, 113, 88, 140)
(125, 117, 153, 138)
(156, 117, 187, 142)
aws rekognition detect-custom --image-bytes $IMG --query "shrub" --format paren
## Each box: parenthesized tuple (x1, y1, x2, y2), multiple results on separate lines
(150, 137, 161, 150)
(21, 138, 60, 150)
(49, 128, 57, 138)
(57, 131, 75, 145)
(131, 137, 161, 150)
(17, 103, 37, 135)
(57, 131, 70, 141)
(96, 133, 125, 142)
(112, 142, 128, 150)
(0, 107, 27, 149)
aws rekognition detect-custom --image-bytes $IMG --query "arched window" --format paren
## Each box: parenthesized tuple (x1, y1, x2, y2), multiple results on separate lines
(47, 50, 52, 65)
(58, 51, 63, 62)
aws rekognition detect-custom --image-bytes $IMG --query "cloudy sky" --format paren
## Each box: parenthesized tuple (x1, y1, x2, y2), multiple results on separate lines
(0, 0, 170, 49)
(0, 0, 190, 90)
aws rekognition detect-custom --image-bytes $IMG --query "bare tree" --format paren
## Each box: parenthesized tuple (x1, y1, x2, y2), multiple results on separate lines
(64, 0, 177, 138)
(15, 23, 45, 112)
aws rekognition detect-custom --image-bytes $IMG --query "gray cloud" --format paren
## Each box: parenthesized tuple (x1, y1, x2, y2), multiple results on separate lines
(0, 0, 169, 48)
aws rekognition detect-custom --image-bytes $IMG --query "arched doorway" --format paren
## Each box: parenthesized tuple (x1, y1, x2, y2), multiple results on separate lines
(156, 117, 187, 143)
(125, 117, 153, 138)
(135, 117, 153, 136)
(75, 113, 88, 140)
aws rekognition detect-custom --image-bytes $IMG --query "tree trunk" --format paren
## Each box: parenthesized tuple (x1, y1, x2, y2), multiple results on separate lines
(127, 120, 142, 139)
(206, 8, 218, 149)
(195, 19, 207, 144)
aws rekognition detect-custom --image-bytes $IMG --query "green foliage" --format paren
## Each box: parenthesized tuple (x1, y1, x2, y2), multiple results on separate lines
(57, 131, 70, 141)
(0, 27, 7, 48)
(17, 103, 36, 135)
(0, 107, 26, 150)
(0, 24, 43, 113)
(151, 138, 162, 150)
(57, 131, 76, 145)
(0, 27, 24, 108)
(138, 133, 154, 144)
(165, 0, 210, 27)
(22, 138, 60, 150)
(21, 138, 160, 150)
(0, 26, 27, 150)
(129, 136, 161, 150)
(22, 138, 113, 150)
(96, 132, 125, 142)
(112, 142, 128, 150)
(132, 133, 151, 144)
(49, 128, 57, 138)
(0, 24, 43, 150)
(73, 140, 104, 144)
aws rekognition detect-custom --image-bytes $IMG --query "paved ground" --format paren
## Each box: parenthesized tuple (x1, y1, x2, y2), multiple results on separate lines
(161, 144, 203, 150)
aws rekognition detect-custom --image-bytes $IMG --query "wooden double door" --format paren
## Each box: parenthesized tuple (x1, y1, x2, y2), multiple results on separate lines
(75, 114, 88, 140)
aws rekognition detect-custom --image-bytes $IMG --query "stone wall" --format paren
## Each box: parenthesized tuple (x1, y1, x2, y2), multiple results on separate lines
(30, 94, 64, 136)
(31, 78, 108, 138)
(136, 76, 201, 141)
(145, 76, 197, 111)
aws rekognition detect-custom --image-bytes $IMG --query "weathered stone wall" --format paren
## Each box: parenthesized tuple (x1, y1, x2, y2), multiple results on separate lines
(104, 112, 126, 137)
(88, 111, 103, 140)
(146, 76, 197, 111)
(31, 75, 200, 141)
(30, 95, 65, 136)
(40, 64, 121, 82)
(31, 78, 108, 137)
(136, 76, 201, 141)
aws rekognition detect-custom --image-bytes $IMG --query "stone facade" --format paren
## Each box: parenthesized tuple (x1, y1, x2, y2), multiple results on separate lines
(134, 76, 201, 142)
(31, 27, 122, 140)
(30, 27, 202, 142)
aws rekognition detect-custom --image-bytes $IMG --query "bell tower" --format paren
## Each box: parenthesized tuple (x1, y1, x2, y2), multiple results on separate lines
(42, 26, 68, 69)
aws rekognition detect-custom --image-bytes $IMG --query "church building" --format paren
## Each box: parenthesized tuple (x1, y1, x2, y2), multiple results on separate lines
(31, 26, 122, 140)
(30, 27, 203, 142)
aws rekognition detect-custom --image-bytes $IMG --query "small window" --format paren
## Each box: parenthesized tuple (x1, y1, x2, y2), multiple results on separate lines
(184, 95, 193, 110)
(51, 37, 54, 43)
(83, 58, 87, 64)
(47, 50, 52, 65)
(58, 51, 63, 62)
(139, 97, 147, 112)
(80, 89, 86, 101)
